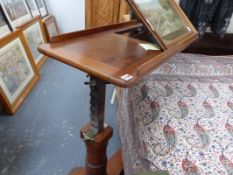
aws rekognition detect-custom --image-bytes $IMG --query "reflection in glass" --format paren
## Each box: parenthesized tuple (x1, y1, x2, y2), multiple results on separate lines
(134, 0, 190, 44)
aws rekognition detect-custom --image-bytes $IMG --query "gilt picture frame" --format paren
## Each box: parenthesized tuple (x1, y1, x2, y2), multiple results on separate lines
(25, 0, 40, 17)
(43, 15, 59, 42)
(0, 4, 11, 38)
(1, 0, 32, 28)
(127, 0, 197, 50)
(35, 0, 48, 18)
(18, 16, 47, 68)
(0, 30, 39, 114)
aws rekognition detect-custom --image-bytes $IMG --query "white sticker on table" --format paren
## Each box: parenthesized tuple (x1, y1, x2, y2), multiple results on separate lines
(121, 74, 133, 81)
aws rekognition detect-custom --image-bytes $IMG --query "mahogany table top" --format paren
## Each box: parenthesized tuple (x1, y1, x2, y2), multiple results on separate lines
(38, 21, 197, 87)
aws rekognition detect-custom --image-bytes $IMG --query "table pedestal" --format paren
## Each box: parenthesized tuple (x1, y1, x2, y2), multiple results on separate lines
(69, 76, 123, 175)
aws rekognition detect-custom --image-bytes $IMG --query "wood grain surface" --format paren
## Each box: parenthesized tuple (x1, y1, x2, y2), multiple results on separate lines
(38, 22, 197, 87)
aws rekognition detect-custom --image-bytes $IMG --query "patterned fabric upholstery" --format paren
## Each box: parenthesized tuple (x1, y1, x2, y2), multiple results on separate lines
(135, 170, 169, 175)
(117, 53, 233, 175)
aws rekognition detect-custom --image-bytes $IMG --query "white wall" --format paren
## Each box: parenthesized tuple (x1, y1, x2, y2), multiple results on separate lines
(45, 0, 85, 33)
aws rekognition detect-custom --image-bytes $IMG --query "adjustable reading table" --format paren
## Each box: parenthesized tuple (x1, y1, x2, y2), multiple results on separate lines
(38, 2, 197, 174)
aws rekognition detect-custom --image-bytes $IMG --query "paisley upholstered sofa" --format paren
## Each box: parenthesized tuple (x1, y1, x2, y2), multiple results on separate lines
(117, 53, 233, 175)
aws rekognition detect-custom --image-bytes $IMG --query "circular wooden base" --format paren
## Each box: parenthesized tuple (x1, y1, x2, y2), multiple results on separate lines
(68, 150, 123, 175)
(69, 167, 85, 175)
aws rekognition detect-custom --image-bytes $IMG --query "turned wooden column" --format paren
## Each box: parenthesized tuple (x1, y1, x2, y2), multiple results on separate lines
(81, 125, 113, 175)
(69, 76, 113, 175)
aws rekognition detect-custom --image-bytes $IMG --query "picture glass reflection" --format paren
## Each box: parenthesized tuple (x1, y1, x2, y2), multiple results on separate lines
(134, 0, 190, 44)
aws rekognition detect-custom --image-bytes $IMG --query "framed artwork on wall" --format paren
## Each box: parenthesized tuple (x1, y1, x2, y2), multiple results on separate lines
(127, 0, 197, 50)
(35, 0, 48, 18)
(0, 0, 32, 28)
(18, 16, 47, 68)
(0, 4, 11, 38)
(0, 30, 39, 114)
(43, 15, 59, 41)
(25, 0, 40, 17)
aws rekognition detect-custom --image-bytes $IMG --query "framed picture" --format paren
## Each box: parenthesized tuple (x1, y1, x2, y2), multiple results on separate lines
(1, 0, 32, 28)
(0, 4, 11, 38)
(18, 16, 47, 68)
(35, 0, 48, 18)
(43, 15, 59, 41)
(127, 0, 197, 50)
(25, 0, 40, 17)
(0, 30, 39, 114)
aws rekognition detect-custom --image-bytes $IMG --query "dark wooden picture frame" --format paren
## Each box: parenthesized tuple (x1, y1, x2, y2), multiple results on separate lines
(17, 16, 48, 69)
(42, 15, 59, 42)
(127, 0, 197, 50)
(25, 0, 40, 17)
(35, 0, 48, 18)
(0, 30, 39, 115)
